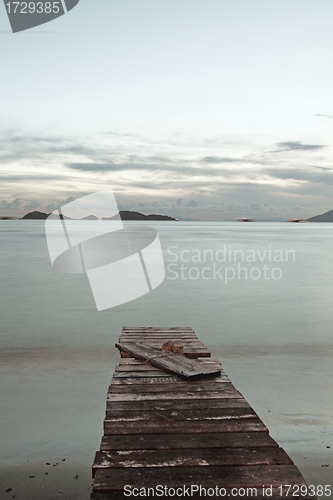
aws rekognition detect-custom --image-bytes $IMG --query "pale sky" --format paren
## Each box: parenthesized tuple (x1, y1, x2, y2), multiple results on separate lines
(1, 0, 333, 220)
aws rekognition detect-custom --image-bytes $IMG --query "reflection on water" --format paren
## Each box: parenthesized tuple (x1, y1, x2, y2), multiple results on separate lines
(0, 221, 332, 497)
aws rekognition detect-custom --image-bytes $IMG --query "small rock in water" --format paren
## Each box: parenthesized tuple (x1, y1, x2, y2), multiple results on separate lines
(29, 476, 34, 478)
(62, 459, 66, 461)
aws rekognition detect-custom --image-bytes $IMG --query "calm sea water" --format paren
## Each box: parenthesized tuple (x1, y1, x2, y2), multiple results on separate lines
(0, 221, 332, 499)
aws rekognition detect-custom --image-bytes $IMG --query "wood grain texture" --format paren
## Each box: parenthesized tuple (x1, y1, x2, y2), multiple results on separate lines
(93, 447, 292, 472)
(111, 375, 230, 385)
(106, 398, 250, 411)
(105, 407, 255, 422)
(107, 389, 243, 402)
(108, 380, 235, 394)
(100, 431, 278, 451)
(103, 418, 267, 435)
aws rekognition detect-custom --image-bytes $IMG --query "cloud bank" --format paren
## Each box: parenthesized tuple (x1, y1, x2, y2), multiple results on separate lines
(0, 127, 332, 220)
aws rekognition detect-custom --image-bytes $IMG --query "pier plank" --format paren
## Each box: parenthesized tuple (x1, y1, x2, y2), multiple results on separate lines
(117, 360, 222, 370)
(108, 380, 236, 394)
(106, 398, 250, 411)
(111, 375, 230, 385)
(105, 407, 255, 422)
(113, 369, 222, 377)
(93, 447, 292, 472)
(107, 390, 243, 402)
(114, 366, 223, 374)
(103, 418, 266, 435)
(100, 431, 278, 451)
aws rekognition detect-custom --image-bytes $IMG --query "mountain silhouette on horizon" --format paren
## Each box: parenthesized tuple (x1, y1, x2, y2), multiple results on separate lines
(308, 210, 333, 222)
(20, 210, 177, 221)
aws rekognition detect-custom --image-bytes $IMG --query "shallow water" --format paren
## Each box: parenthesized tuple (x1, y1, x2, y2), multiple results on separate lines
(0, 221, 332, 499)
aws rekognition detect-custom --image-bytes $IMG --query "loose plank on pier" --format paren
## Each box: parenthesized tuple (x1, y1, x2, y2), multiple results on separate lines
(115, 341, 220, 378)
(92, 327, 312, 500)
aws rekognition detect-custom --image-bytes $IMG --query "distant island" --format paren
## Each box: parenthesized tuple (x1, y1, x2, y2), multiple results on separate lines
(20, 210, 177, 221)
(21, 211, 49, 219)
(307, 210, 333, 222)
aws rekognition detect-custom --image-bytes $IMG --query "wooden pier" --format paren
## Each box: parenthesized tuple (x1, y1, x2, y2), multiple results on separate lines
(91, 327, 313, 499)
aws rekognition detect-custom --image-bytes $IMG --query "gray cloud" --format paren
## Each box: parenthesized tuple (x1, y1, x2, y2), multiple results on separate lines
(275, 141, 327, 152)
(186, 199, 200, 207)
(67, 161, 268, 182)
(264, 167, 333, 185)
(66, 161, 237, 178)
(0, 198, 44, 211)
(201, 156, 241, 163)
(311, 165, 333, 171)
(68, 162, 117, 172)
(315, 114, 333, 119)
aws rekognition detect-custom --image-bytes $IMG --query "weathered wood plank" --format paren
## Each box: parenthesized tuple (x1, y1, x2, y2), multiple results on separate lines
(92, 464, 306, 491)
(111, 375, 230, 385)
(116, 342, 217, 377)
(120, 350, 211, 359)
(119, 357, 221, 370)
(122, 327, 194, 331)
(103, 418, 266, 435)
(113, 370, 182, 378)
(117, 359, 221, 369)
(121, 333, 197, 338)
(106, 398, 250, 411)
(111, 376, 182, 384)
(93, 447, 292, 473)
(105, 407, 255, 422)
(115, 364, 223, 373)
(113, 368, 223, 377)
(119, 333, 201, 340)
(119, 337, 210, 355)
(120, 343, 212, 354)
(108, 380, 234, 394)
(107, 389, 243, 402)
(119, 338, 207, 345)
(112, 370, 225, 379)
(122, 328, 194, 331)
(120, 334, 196, 338)
(100, 431, 278, 451)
